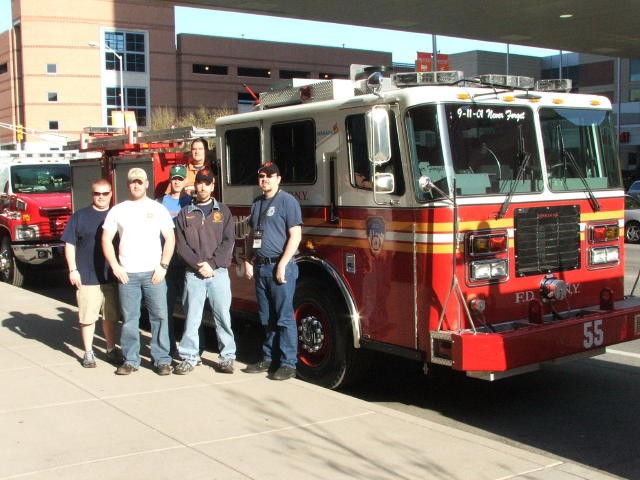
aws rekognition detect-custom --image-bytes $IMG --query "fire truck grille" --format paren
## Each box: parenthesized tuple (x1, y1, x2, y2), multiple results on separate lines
(39, 208, 70, 237)
(514, 205, 580, 276)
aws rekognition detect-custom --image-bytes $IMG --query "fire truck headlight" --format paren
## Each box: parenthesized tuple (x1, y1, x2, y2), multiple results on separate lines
(470, 259, 508, 281)
(15, 226, 39, 241)
(590, 246, 619, 265)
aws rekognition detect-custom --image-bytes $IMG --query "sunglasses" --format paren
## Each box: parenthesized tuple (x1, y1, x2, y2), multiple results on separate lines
(258, 173, 277, 179)
(92, 191, 112, 197)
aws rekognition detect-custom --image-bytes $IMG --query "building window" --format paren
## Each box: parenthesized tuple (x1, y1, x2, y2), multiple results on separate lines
(106, 87, 147, 127)
(46, 64, 57, 74)
(630, 60, 640, 82)
(104, 31, 146, 73)
(238, 67, 271, 78)
(48, 92, 58, 102)
(193, 64, 228, 75)
(629, 153, 637, 167)
(49, 121, 59, 130)
(0, 63, 7, 74)
(631, 89, 640, 102)
(279, 70, 310, 79)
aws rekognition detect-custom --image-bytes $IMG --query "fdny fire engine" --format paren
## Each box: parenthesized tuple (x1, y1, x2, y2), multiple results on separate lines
(216, 66, 640, 389)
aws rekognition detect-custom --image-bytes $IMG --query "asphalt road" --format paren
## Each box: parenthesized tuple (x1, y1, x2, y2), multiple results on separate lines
(22, 243, 640, 480)
(342, 243, 640, 480)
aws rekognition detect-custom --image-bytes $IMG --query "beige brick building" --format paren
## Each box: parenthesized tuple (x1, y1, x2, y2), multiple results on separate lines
(0, 0, 391, 148)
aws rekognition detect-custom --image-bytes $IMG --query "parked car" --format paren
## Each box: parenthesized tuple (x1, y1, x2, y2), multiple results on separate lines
(627, 180, 640, 200)
(625, 194, 640, 243)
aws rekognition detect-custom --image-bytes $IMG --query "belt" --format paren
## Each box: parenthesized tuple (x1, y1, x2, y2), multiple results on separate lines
(254, 256, 281, 265)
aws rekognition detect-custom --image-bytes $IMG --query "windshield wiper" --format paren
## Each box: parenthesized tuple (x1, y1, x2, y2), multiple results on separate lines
(497, 124, 530, 219)
(554, 124, 600, 212)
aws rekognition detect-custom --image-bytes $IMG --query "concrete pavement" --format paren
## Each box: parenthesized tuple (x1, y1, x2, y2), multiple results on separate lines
(0, 282, 620, 480)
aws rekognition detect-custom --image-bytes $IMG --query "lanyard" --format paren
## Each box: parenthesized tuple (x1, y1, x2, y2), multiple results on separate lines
(257, 190, 279, 230)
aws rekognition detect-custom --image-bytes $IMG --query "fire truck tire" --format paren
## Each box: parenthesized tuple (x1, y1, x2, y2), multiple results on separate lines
(0, 235, 25, 287)
(294, 280, 367, 389)
(625, 221, 640, 243)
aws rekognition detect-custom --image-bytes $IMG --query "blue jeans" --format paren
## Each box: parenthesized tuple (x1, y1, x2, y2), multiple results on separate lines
(180, 269, 236, 365)
(118, 271, 172, 368)
(255, 261, 298, 368)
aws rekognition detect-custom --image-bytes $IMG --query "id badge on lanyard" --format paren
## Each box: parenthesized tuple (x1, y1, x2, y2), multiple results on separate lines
(253, 229, 263, 249)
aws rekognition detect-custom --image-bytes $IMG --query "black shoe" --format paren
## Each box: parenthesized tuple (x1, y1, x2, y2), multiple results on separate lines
(105, 348, 124, 365)
(156, 364, 172, 376)
(270, 365, 296, 381)
(244, 360, 271, 373)
(115, 363, 138, 375)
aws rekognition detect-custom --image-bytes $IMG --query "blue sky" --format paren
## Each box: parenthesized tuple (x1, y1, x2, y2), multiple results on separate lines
(0, 1, 558, 62)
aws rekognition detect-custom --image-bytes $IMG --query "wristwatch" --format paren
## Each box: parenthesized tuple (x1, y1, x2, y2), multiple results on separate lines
(160, 263, 169, 270)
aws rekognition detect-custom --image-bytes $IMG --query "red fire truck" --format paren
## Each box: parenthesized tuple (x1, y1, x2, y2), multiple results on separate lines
(215, 66, 640, 389)
(67, 126, 216, 210)
(0, 150, 81, 287)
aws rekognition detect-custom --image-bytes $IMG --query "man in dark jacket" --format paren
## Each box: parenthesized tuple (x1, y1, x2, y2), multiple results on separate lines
(173, 169, 236, 374)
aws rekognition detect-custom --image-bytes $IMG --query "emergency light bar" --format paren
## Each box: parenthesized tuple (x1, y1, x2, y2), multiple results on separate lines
(536, 79, 573, 92)
(478, 74, 535, 89)
(392, 70, 464, 87)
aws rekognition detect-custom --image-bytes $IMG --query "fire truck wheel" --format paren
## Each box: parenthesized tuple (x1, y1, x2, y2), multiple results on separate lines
(625, 221, 640, 243)
(294, 280, 365, 389)
(0, 235, 25, 287)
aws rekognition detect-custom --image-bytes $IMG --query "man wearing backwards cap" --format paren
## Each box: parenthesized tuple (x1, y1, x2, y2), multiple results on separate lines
(173, 168, 236, 375)
(243, 162, 302, 381)
(102, 167, 176, 376)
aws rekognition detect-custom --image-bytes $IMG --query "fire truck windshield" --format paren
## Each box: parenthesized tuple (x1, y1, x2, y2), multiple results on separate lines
(408, 103, 541, 200)
(10, 164, 71, 194)
(540, 108, 621, 191)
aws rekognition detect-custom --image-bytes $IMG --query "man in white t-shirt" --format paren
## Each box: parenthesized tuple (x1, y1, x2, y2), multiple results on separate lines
(102, 168, 176, 376)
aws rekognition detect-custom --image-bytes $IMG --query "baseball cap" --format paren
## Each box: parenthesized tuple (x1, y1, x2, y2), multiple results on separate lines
(170, 165, 187, 179)
(195, 169, 214, 184)
(127, 167, 147, 182)
(258, 162, 280, 176)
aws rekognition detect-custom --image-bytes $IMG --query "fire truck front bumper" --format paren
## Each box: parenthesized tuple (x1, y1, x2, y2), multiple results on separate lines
(12, 242, 66, 266)
(431, 296, 640, 380)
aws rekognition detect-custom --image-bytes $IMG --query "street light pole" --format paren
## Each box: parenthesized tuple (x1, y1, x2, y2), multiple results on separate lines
(89, 41, 124, 113)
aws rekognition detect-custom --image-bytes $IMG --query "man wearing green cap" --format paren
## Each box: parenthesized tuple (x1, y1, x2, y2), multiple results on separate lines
(161, 164, 191, 217)
(160, 164, 192, 357)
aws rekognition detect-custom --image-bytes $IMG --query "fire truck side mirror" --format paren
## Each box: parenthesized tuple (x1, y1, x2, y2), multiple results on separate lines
(366, 106, 391, 166)
(374, 172, 394, 194)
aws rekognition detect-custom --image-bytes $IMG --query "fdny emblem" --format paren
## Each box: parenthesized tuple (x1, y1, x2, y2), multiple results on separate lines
(366, 217, 385, 254)
(212, 211, 223, 222)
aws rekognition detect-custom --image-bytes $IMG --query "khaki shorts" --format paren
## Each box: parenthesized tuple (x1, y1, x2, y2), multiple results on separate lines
(76, 283, 120, 325)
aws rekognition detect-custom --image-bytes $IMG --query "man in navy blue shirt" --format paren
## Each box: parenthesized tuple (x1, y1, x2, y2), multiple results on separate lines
(62, 178, 121, 368)
(243, 162, 302, 381)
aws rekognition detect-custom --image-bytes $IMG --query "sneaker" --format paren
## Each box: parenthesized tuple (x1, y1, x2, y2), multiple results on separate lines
(156, 364, 172, 376)
(172, 360, 195, 375)
(217, 359, 234, 374)
(245, 359, 271, 373)
(82, 351, 97, 368)
(270, 365, 296, 381)
(105, 348, 124, 365)
(115, 363, 138, 375)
